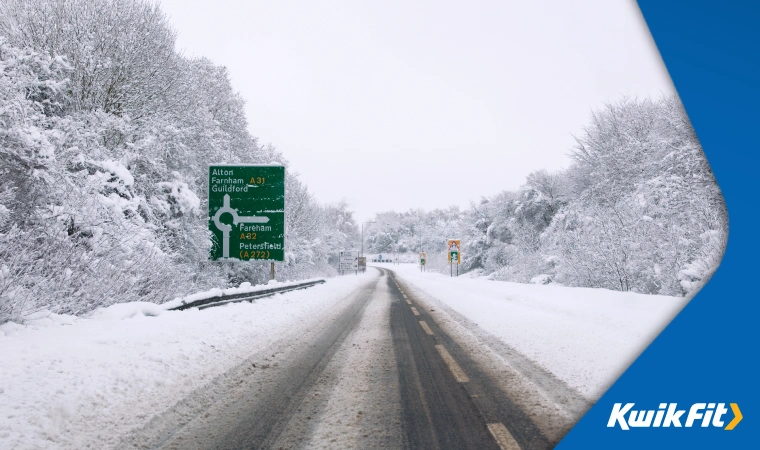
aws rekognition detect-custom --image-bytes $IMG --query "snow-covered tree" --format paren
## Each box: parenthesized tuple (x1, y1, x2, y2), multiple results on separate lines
(364, 96, 726, 295)
(0, 1, 362, 324)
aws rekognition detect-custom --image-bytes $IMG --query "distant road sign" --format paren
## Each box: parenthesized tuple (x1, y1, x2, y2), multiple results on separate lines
(340, 250, 359, 271)
(208, 165, 284, 261)
(420, 252, 427, 265)
(447, 239, 461, 264)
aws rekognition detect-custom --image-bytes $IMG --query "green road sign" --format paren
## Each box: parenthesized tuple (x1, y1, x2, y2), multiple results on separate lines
(449, 251, 459, 263)
(420, 258, 426, 265)
(208, 165, 285, 261)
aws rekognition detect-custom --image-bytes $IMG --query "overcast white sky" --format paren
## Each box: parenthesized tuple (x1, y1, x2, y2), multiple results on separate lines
(159, 0, 675, 222)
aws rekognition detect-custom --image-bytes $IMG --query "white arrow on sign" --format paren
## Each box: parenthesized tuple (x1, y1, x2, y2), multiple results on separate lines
(212, 194, 270, 258)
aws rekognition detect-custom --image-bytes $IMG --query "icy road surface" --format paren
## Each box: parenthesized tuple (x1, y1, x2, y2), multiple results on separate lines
(0, 266, 687, 449)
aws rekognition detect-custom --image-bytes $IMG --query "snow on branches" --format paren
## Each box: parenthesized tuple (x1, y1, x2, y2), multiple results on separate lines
(0, 0, 358, 324)
(364, 97, 726, 297)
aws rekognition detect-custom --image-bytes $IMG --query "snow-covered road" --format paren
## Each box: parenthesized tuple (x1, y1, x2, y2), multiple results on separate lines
(0, 265, 688, 449)
(132, 268, 406, 450)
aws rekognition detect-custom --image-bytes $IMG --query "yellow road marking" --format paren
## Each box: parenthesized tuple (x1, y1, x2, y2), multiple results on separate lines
(419, 321, 434, 335)
(411, 307, 420, 316)
(487, 423, 521, 450)
(435, 345, 469, 383)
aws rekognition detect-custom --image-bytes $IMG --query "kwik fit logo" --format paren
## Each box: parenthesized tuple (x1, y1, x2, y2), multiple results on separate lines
(608, 403, 742, 430)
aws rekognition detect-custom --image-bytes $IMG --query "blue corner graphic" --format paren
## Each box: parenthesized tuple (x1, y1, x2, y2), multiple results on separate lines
(558, 1, 759, 448)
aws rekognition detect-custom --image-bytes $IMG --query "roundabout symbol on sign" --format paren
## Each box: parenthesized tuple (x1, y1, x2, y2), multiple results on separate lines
(212, 194, 270, 258)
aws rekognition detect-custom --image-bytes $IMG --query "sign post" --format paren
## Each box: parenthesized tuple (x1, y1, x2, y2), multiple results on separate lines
(340, 250, 359, 275)
(420, 252, 427, 272)
(358, 256, 366, 273)
(208, 165, 285, 277)
(447, 239, 461, 277)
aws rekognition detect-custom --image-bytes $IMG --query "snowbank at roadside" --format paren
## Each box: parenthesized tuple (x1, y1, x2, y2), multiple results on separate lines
(0, 273, 372, 449)
(385, 263, 687, 400)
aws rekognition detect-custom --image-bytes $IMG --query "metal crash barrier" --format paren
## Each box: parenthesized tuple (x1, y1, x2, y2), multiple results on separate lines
(168, 279, 326, 311)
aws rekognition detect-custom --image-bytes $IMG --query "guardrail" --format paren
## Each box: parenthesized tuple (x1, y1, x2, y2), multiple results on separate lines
(168, 279, 327, 311)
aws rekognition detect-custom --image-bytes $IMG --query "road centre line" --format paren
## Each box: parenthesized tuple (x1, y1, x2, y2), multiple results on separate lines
(434, 345, 470, 383)
(419, 321, 434, 335)
(411, 307, 420, 316)
(487, 423, 521, 450)
(406, 300, 412, 305)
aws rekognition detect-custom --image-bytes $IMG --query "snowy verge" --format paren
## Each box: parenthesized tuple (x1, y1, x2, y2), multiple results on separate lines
(384, 263, 688, 400)
(0, 273, 374, 450)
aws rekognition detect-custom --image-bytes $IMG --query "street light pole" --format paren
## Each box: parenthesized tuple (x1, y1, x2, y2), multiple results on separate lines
(361, 221, 375, 257)
(418, 219, 422, 253)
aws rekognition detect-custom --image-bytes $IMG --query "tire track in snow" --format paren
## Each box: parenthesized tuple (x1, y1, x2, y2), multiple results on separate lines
(119, 273, 380, 450)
